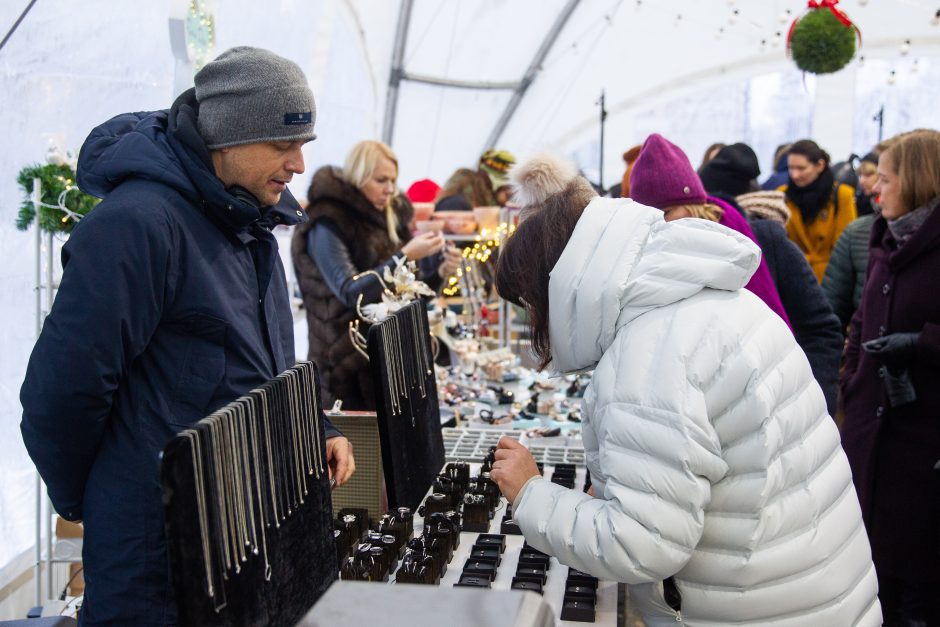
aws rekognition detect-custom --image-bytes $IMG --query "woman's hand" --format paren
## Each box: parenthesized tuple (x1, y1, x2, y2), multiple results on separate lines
(437, 242, 462, 278)
(490, 436, 541, 504)
(402, 232, 445, 261)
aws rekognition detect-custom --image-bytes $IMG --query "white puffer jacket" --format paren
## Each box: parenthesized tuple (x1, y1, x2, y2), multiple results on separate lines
(513, 198, 880, 626)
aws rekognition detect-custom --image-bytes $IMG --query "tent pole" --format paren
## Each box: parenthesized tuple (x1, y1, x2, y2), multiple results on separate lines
(381, 0, 415, 145)
(483, 0, 581, 151)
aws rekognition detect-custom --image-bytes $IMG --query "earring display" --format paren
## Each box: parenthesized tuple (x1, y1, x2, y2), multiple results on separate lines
(367, 300, 445, 511)
(162, 361, 336, 627)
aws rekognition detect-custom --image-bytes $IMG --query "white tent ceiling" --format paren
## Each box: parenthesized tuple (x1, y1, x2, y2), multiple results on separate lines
(343, 0, 940, 186)
(0, 0, 938, 600)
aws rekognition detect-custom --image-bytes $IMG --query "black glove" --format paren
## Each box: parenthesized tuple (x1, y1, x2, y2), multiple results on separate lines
(862, 332, 920, 369)
(883, 367, 917, 408)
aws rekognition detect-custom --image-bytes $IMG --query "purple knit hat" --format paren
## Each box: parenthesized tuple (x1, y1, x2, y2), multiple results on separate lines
(629, 133, 707, 209)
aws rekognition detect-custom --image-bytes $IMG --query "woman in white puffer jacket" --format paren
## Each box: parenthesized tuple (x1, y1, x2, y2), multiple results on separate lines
(489, 155, 880, 626)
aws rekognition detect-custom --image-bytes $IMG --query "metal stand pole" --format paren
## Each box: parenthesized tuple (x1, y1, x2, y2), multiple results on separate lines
(32, 179, 43, 607)
(497, 207, 510, 349)
(873, 105, 885, 143)
(598, 90, 607, 192)
(31, 178, 59, 607)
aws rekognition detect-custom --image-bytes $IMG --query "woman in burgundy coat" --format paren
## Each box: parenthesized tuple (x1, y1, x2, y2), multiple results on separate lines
(840, 129, 940, 627)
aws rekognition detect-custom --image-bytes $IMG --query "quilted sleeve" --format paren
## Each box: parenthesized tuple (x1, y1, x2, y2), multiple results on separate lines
(513, 392, 728, 583)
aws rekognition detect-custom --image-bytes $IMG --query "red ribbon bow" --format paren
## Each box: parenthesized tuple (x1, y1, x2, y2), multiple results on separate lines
(808, 0, 853, 28)
(787, 0, 861, 54)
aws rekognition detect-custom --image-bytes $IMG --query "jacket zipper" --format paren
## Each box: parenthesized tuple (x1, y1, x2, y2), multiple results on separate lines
(663, 576, 683, 622)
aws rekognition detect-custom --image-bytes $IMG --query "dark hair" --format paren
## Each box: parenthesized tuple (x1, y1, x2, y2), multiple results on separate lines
(699, 142, 726, 170)
(495, 181, 590, 369)
(787, 139, 830, 166)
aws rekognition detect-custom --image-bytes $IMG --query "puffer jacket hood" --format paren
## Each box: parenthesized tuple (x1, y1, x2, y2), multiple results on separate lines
(77, 88, 304, 231)
(548, 197, 760, 373)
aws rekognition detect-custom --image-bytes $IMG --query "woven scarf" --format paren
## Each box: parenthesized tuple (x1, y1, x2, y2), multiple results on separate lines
(786, 168, 835, 224)
(887, 196, 940, 247)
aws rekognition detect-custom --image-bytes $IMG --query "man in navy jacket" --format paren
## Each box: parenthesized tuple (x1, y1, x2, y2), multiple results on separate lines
(20, 47, 354, 625)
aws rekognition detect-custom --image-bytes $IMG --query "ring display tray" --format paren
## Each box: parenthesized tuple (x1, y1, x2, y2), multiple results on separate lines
(443, 428, 586, 465)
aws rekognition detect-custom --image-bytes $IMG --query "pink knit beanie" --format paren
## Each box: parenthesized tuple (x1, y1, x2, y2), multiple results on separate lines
(629, 133, 707, 209)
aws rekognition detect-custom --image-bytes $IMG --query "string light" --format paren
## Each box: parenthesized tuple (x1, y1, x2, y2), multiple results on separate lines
(441, 222, 516, 297)
(933, 9, 940, 26)
(186, 0, 215, 70)
(899, 39, 911, 56)
(887, 69, 897, 85)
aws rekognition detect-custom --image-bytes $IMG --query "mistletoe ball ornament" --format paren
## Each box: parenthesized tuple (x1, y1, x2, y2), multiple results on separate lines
(787, 0, 861, 74)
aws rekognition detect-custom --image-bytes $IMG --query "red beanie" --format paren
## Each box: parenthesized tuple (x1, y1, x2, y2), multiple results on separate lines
(629, 134, 707, 209)
(406, 178, 441, 203)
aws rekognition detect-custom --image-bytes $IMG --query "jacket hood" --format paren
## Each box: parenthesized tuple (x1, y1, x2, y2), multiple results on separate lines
(547, 197, 760, 373)
(77, 108, 193, 200)
(77, 88, 304, 230)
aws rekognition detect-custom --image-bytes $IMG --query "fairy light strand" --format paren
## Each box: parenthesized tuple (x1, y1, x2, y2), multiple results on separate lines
(441, 222, 516, 297)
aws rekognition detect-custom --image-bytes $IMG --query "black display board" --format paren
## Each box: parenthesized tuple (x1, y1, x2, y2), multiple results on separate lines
(367, 301, 445, 511)
(161, 362, 337, 627)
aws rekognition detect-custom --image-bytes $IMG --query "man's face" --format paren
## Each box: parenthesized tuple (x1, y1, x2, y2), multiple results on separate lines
(212, 140, 306, 207)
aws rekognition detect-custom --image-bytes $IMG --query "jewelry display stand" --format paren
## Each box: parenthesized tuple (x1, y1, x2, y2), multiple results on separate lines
(367, 300, 445, 511)
(161, 362, 336, 627)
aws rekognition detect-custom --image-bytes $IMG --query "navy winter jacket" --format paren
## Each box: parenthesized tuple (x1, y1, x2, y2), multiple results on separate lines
(20, 89, 337, 626)
(750, 218, 843, 414)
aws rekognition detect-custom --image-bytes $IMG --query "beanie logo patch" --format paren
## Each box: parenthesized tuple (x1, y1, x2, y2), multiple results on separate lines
(284, 112, 312, 125)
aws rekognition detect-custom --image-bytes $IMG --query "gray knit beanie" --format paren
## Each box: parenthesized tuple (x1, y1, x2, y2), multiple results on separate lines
(195, 46, 317, 149)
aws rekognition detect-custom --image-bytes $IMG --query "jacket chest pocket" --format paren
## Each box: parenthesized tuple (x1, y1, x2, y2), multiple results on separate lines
(171, 312, 228, 421)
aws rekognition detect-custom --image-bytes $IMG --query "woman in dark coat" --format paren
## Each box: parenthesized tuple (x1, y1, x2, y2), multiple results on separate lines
(291, 140, 461, 409)
(699, 143, 843, 414)
(840, 129, 940, 626)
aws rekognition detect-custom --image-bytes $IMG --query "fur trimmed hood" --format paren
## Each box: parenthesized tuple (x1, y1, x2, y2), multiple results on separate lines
(510, 154, 597, 221)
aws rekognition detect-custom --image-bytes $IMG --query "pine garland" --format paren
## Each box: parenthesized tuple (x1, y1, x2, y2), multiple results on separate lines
(16, 164, 98, 234)
(789, 8, 857, 75)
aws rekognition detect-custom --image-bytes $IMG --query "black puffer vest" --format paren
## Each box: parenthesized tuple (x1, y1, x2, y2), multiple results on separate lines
(291, 166, 413, 409)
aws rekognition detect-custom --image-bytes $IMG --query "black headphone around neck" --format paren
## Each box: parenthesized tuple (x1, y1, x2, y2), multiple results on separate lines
(226, 185, 261, 210)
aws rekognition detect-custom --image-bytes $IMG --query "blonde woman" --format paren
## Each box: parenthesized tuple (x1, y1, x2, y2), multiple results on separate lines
(291, 140, 460, 409)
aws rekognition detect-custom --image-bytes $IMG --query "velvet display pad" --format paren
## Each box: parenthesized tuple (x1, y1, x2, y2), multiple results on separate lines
(367, 301, 445, 510)
(161, 363, 337, 627)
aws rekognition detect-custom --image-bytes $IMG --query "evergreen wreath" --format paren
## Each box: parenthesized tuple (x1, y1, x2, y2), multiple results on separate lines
(16, 163, 98, 234)
(787, 1, 860, 75)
